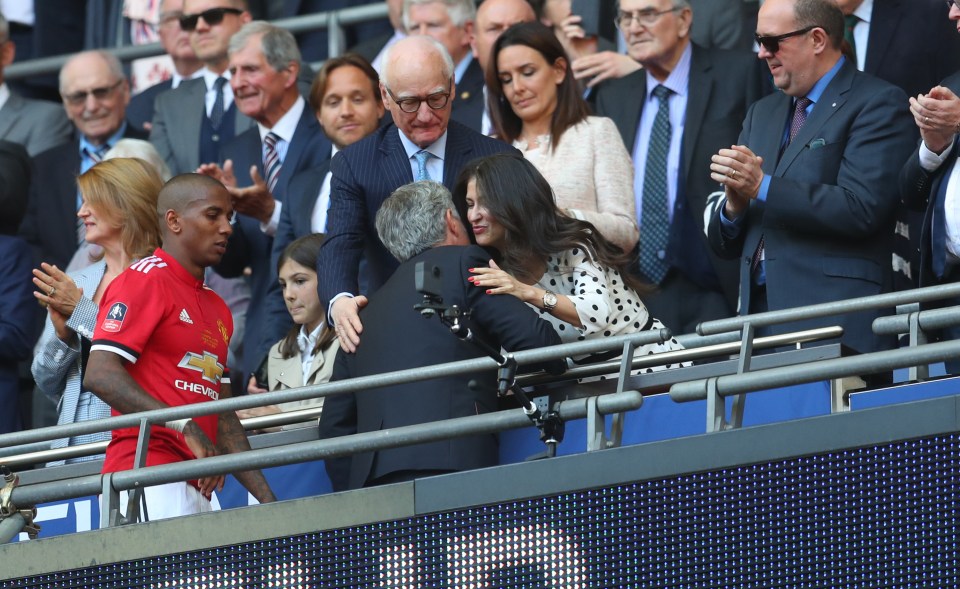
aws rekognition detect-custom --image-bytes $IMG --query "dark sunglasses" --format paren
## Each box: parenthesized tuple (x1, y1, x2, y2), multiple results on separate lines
(179, 7, 243, 31)
(754, 25, 816, 53)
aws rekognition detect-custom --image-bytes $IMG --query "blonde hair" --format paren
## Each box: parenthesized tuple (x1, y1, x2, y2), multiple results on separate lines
(76, 158, 163, 261)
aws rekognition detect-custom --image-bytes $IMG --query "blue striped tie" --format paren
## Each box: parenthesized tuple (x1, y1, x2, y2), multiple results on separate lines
(415, 150, 432, 181)
(638, 85, 672, 284)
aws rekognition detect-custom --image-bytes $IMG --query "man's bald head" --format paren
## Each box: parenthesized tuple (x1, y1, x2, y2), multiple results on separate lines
(158, 173, 233, 278)
(158, 173, 226, 221)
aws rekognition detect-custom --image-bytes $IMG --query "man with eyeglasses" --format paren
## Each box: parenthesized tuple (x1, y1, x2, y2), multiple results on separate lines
(705, 0, 914, 357)
(149, 0, 254, 176)
(0, 10, 71, 156)
(196, 21, 331, 380)
(19, 51, 149, 272)
(591, 0, 765, 335)
(317, 35, 517, 354)
(126, 0, 204, 132)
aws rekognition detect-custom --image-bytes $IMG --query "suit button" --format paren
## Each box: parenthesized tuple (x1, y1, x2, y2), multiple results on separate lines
(212, 134, 220, 142)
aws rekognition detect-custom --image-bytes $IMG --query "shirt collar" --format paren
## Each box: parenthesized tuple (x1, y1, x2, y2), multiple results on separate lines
(805, 55, 846, 106)
(153, 247, 206, 288)
(172, 69, 204, 89)
(454, 53, 473, 85)
(330, 144, 340, 160)
(397, 127, 448, 161)
(853, 0, 872, 23)
(0, 83, 9, 112)
(201, 67, 231, 89)
(257, 95, 305, 143)
(79, 122, 127, 155)
(297, 323, 324, 351)
(645, 42, 691, 100)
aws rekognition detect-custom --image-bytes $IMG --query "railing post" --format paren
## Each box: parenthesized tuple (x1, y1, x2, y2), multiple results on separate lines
(728, 323, 755, 429)
(125, 417, 153, 525)
(908, 310, 930, 382)
(706, 378, 724, 433)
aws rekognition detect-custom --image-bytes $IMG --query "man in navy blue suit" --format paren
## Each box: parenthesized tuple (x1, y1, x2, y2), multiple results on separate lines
(706, 0, 915, 355)
(199, 21, 330, 377)
(317, 35, 517, 353)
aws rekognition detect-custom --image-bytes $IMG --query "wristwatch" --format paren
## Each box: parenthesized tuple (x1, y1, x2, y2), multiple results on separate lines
(542, 290, 558, 310)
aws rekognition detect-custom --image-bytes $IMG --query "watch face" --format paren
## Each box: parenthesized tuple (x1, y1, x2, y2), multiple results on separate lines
(544, 291, 558, 309)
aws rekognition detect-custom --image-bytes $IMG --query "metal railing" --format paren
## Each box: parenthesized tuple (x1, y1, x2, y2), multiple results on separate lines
(3, 3, 390, 81)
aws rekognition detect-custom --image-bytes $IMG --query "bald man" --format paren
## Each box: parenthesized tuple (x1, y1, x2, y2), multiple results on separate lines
(85, 174, 275, 521)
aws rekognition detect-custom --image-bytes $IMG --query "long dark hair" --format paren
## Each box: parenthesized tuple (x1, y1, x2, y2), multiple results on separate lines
(485, 21, 590, 150)
(453, 153, 649, 294)
(277, 234, 336, 359)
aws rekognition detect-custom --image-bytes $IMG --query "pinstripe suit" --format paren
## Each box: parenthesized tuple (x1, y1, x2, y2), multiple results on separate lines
(31, 261, 110, 464)
(318, 121, 517, 306)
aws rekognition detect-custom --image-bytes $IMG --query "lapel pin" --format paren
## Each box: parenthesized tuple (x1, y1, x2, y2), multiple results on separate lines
(461, 91, 470, 100)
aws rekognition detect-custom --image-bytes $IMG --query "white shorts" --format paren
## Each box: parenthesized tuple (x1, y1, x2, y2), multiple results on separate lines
(112, 481, 214, 522)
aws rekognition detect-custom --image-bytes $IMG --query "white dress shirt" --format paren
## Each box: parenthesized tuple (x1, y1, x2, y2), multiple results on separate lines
(256, 95, 307, 236)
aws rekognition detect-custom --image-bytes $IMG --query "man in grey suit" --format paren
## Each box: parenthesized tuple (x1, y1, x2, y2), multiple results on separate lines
(706, 0, 915, 354)
(0, 11, 71, 156)
(149, 0, 254, 175)
(593, 0, 765, 335)
(318, 36, 517, 353)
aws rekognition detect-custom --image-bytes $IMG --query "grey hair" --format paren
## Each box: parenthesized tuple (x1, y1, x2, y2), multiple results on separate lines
(0, 10, 7, 43)
(59, 50, 126, 93)
(376, 180, 459, 262)
(403, 0, 476, 29)
(105, 139, 173, 181)
(618, 0, 690, 10)
(381, 35, 454, 89)
(228, 21, 301, 72)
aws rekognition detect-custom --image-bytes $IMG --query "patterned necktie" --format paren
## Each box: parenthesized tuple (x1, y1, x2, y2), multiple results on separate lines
(638, 85, 673, 284)
(843, 15, 859, 63)
(753, 97, 813, 274)
(415, 149, 432, 181)
(210, 76, 227, 130)
(263, 132, 282, 192)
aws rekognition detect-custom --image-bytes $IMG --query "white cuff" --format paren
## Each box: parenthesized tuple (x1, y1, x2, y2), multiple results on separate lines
(259, 201, 282, 236)
(919, 139, 955, 172)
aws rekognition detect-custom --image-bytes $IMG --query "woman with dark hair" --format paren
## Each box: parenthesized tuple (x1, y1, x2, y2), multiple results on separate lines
(239, 234, 339, 427)
(460, 154, 684, 369)
(486, 21, 637, 252)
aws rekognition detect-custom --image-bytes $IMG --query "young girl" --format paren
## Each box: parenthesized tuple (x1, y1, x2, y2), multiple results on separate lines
(239, 234, 339, 426)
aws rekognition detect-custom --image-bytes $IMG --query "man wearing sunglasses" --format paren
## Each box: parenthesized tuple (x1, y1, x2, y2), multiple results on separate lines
(592, 0, 767, 335)
(705, 0, 914, 357)
(149, 0, 254, 176)
(317, 35, 517, 354)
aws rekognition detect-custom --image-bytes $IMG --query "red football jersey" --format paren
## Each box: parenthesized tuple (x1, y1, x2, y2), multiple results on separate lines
(91, 248, 233, 475)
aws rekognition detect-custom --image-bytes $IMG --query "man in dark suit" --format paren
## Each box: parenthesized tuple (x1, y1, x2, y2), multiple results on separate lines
(125, 0, 204, 132)
(201, 22, 331, 378)
(0, 11, 72, 156)
(19, 51, 149, 270)
(256, 53, 385, 381)
(318, 35, 517, 353)
(150, 0, 254, 175)
(593, 0, 766, 335)
(405, 0, 486, 133)
(0, 141, 39, 435)
(319, 180, 563, 490)
(899, 66, 960, 372)
(706, 0, 915, 355)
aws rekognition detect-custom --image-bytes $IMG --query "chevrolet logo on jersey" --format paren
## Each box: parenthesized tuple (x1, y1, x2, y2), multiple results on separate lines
(178, 351, 225, 384)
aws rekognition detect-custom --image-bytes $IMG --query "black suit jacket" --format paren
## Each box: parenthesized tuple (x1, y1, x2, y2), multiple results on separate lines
(215, 106, 332, 376)
(864, 0, 960, 100)
(318, 244, 563, 490)
(19, 125, 149, 270)
(451, 58, 485, 134)
(899, 71, 960, 290)
(706, 59, 916, 354)
(593, 45, 766, 309)
(317, 120, 517, 307)
(126, 79, 173, 132)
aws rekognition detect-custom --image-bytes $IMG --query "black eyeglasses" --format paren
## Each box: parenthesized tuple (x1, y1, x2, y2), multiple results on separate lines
(754, 25, 816, 54)
(614, 7, 683, 30)
(62, 79, 124, 106)
(179, 7, 243, 31)
(384, 81, 452, 113)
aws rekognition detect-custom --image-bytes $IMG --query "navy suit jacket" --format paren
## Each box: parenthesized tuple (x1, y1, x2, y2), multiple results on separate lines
(593, 45, 766, 310)
(215, 106, 332, 375)
(864, 0, 960, 100)
(19, 125, 149, 270)
(899, 71, 960, 290)
(318, 244, 563, 491)
(706, 59, 915, 354)
(450, 58, 485, 134)
(317, 120, 517, 307)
